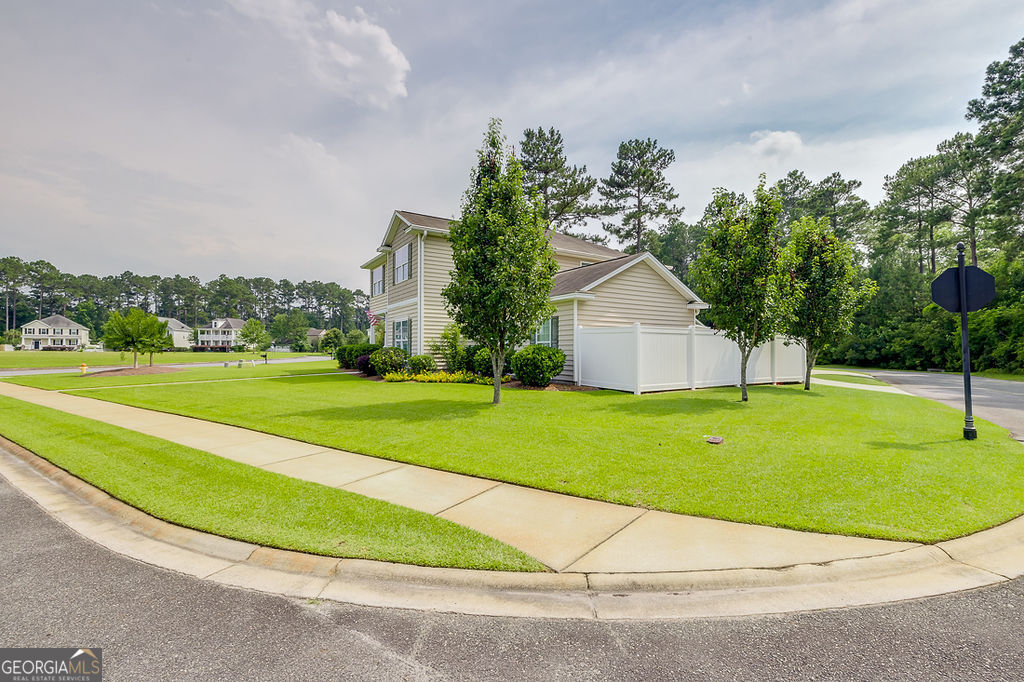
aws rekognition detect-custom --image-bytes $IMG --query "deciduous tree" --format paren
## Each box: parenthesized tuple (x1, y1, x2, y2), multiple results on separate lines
(102, 308, 168, 369)
(692, 177, 785, 401)
(443, 118, 558, 404)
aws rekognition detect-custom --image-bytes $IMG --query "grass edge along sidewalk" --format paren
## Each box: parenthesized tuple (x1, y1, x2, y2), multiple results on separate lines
(0, 350, 326, 370)
(0, 395, 545, 572)
(60, 374, 1024, 544)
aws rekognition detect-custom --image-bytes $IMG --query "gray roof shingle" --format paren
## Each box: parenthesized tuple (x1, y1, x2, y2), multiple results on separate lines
(36, 314, 88, 329)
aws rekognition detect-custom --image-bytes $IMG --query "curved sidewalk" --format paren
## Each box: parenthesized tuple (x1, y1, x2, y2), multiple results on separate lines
(0, 381, 912, 573)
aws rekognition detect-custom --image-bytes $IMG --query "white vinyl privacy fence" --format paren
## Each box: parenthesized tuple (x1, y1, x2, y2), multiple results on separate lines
(576, 323, 806, 394)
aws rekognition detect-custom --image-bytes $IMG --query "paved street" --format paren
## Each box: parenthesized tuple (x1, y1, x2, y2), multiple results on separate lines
(2, 476, 1023, 680)
(871, 371, 1024, 440)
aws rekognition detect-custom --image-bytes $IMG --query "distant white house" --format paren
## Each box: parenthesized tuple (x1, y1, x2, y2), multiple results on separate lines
(20, 314, 90, 350)
(195, 318, 246, 349)
(158, 317, 193, 349)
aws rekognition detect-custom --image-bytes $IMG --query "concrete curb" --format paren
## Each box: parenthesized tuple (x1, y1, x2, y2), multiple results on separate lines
(3, 438, 1023, 620)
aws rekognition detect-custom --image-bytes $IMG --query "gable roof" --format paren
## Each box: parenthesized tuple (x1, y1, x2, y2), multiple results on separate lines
(551, 252, 709, 308)
(158, 317, 191, 331)
(24, 314, 88, 330)
(197, 318, 246, 330)
(378, 210, 623, 261)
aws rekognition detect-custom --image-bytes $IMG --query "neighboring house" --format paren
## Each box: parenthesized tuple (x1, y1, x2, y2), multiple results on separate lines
(194, 318, 246, 349)
(20, 314, 90, 350)
(360, 210, 708, 383)
(306, 328, 328, 349)
(158, 317, 193, 349)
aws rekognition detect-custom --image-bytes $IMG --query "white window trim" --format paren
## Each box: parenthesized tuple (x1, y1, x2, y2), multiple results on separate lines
(371, 265, 385, 296)
(394, 243, 411, 283)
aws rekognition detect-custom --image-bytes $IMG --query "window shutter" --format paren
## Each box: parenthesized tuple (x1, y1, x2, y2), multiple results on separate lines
(550, 316, 559, 349)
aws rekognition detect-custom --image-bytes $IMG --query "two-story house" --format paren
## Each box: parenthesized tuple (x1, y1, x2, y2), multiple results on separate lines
(195, 318, 246, 350)
(20, 314, 90, 350)
(361, 210, 708, 384)
(158, 317, 193, 349)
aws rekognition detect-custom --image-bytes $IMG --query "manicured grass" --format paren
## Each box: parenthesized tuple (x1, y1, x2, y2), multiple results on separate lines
(67, 375, 1024, 543)
(0, 350, 326, 369)
(812, 372, 889, 386)
(0, 396, 544, 571)
(2, 360, 341, 390)
(976, 370, 1024, 383)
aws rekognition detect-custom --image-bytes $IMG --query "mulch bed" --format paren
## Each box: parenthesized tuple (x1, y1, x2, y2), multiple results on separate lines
(505, 380, 598, 392)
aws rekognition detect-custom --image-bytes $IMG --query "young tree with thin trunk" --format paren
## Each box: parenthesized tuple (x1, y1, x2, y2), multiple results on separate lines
(692, 177, 785, 401)
(780, 216, 877, 390)
(598, 138, 682, 253)
(239, 318, 271, 354)
(102, 308, 168, 369)
(443, 118, 558, 405)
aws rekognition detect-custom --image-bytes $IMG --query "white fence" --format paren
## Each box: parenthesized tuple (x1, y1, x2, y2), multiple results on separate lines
(576, 323, 806, 394)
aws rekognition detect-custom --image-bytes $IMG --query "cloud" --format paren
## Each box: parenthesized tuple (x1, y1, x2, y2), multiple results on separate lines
(749, 130, 804, 158)
(224, 0, 410, 108)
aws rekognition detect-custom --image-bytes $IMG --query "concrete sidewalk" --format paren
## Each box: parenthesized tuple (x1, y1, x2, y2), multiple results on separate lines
(0, 381, 913, 574)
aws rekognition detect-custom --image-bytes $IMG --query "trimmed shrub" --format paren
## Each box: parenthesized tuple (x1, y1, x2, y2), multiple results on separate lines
(511, 345, 566, 387)
(471, 347, 516, 376)
(383, 369, 512, 385)
(408, 354, 437, 373)
(355, 354, 374, 376)
(337, 343, 381, 369)
(461, 344, 483, 372)
(428, 324, 466, 371)
(369, 346, 409, 376)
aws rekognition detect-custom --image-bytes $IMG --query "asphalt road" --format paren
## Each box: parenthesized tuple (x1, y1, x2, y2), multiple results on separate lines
(871, 370, 1024, 440)
(2, 478, 1023, 681)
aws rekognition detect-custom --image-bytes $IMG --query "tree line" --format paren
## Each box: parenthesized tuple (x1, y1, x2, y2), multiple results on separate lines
(516, 36, 1024, 376)
(0, 258, 369, 343)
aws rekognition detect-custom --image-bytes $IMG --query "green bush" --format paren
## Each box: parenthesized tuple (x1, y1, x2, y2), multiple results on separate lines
(471, 347, 516, 376)
(336, 343, 381, 369)
(428, 324, 466, 371)
(511, 345, 566, 387)
(408, 354, 438, 373)
(461, 344, 483, 372)
(344, 328, 368, 346)
(369, 346, 409, 375)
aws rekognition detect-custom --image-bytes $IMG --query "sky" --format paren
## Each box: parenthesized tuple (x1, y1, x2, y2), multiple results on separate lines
(1, 0, 1022, 290)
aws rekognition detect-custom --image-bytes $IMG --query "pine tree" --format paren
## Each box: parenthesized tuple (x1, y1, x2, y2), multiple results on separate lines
(519, 127, 601, 241)
(598, 138, 682, 252)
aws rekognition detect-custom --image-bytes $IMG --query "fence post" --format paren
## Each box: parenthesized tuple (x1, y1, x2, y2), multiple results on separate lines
(770, 336, 778, 384)
(688, 325, 696, 389)
(574, 325, 582, 385)
(633, 322, 642, 395)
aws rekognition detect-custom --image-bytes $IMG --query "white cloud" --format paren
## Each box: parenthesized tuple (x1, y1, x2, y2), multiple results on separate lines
(225, 0, 410, 108)
(749, 130, 804, 158)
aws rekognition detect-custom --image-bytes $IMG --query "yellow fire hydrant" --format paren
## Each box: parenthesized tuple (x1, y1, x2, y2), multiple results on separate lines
(80, 363, 88, 375)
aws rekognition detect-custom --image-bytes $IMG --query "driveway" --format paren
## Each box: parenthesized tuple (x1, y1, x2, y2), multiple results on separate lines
(869, 370, 1024, 440)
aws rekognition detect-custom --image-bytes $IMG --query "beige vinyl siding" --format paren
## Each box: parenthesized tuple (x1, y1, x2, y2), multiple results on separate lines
(421, 234, 457, 364)
(388, 229, 418, 304)
(383, 302, 417, 352)
(578, 260, 696, 328)
(553, 252, 588, 271)
(552, 300, 575, 383)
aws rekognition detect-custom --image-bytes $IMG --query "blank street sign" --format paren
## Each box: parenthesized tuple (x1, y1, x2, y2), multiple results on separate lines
(931, 265, 996, 313)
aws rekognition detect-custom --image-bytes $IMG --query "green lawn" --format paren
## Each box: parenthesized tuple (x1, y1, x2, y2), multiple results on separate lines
(2, 360, 341, 390)
(63, 375, 1024, 543)
(0, 350, 326, 369)
(818, 364, 1024, 384)
(812, 372, 889, 386)
(0, 396, 543, 571)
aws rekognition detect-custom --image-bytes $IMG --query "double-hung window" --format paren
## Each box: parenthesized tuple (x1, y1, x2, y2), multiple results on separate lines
(393, 319, 410, 353)
(531, 316, 559, 348)
(394, 244, 411, 283)
(371, 265, 385, 296)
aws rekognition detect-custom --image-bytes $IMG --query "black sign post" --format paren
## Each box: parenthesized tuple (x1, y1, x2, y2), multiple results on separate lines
(930, 243, 996, 440)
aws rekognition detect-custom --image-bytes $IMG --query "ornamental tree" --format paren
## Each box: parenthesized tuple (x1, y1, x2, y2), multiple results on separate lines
(691, 177, 786, 401)
(239, 318, 271, 353)
(780, 216, 877, 390)
(443, 118, 559, 405)
(102, 308, 168, 369)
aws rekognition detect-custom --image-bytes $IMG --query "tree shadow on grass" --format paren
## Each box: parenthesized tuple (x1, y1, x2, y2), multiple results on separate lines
(580, 390, 748, 417)
(286, 399, 493, 424)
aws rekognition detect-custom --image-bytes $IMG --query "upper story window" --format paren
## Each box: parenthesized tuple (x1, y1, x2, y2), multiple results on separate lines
(24, 328, 34, 335)
(54, 328, 63, 335)
(531, 317, 559, 348)
(71, 328, 79, 335)
(371, 265, 385, 296)
(394, 243, 411, 283)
